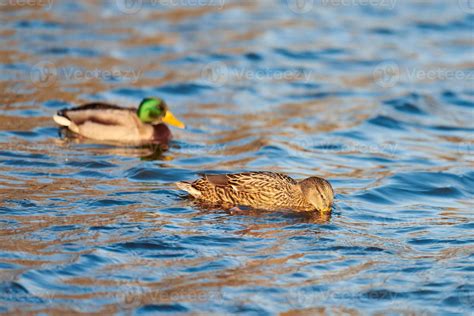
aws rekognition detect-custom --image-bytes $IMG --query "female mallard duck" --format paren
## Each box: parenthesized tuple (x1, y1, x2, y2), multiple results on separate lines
(52, 97, 185, 144)
(176, 172, 334, 212)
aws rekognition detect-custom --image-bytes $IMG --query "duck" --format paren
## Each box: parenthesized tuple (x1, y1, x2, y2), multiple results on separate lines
(176, 172, 334, 212)
(52, 97, 185, 145)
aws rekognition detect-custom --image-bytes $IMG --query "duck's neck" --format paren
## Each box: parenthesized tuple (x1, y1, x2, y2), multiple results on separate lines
(295, 183, 313, 210)
(152, 123, 171, 144)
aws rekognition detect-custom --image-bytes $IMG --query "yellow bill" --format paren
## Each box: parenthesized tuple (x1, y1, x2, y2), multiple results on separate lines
(162, 110, 185, 129)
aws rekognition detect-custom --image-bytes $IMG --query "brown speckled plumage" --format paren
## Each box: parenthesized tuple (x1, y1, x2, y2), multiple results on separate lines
(176, 172, 334, 212)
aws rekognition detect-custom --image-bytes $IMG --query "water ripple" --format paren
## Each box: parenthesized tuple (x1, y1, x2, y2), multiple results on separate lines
(0, 1, 472, 315)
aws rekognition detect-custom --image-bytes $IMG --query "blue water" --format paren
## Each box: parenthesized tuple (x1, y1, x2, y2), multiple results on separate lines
(0, 0, 473, 314)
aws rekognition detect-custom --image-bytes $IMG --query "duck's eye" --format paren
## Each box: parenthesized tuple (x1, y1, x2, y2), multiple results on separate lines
(152, 104, 163, 117)
(158, 103, 166, 113)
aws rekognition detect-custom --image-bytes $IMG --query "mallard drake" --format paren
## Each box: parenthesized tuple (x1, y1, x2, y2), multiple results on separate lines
(52, 97, 185, 144)
(176, 172, 334, 212)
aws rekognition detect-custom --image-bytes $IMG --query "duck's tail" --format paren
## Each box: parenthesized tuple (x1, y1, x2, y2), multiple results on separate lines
(53, 111, 79, 133)
(176, 181, 202, 198)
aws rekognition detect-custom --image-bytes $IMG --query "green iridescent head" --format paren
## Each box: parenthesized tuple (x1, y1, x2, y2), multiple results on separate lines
(136, 97, 185, 128)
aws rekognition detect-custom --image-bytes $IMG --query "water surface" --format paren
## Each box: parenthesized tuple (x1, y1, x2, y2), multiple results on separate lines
(0, 0, 473, 314)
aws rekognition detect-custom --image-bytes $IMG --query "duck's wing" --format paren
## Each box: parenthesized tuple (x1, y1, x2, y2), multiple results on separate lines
(177, 172, 299, 209)
(186, 172, 296, 204)
(205, 172, 296, 191)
